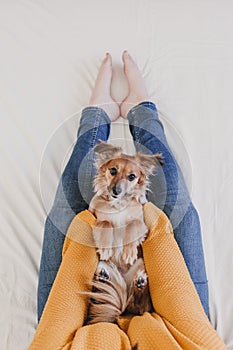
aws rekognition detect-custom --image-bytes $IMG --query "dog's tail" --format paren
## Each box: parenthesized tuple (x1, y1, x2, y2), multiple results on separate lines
(84, 262, 129, 325)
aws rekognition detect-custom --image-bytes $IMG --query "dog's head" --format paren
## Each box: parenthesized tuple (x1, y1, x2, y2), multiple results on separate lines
(93, 141, 163, 200)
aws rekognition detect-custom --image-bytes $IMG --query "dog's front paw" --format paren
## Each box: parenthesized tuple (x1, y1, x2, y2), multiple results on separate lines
(97, 247, 113, 261)
(122, 244, 138, 266)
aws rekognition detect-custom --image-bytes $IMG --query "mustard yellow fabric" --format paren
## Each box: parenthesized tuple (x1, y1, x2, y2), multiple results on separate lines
(28, 203, 226, 350)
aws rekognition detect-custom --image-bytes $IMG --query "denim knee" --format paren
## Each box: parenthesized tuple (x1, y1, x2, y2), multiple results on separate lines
(174, 203, 208, 282)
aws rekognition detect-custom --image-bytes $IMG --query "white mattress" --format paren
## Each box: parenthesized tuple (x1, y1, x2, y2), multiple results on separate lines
(0, 1, 232, 349)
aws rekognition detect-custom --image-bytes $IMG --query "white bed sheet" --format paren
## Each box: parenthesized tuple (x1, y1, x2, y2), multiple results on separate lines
(0, 1, 233, 349)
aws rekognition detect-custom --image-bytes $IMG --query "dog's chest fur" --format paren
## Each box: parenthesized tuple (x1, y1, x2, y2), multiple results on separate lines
(89, 195, 145, 229)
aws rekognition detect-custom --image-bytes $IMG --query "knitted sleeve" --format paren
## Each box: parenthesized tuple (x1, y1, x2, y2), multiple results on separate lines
(118, 203, 226, 349)
(28, 205, 226, 350)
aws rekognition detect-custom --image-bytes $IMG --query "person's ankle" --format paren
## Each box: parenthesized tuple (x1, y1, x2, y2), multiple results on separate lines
(89, 53, 120, 121)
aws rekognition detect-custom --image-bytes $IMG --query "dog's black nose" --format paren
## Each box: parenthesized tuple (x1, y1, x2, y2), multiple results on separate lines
(112, 184, 122, 196)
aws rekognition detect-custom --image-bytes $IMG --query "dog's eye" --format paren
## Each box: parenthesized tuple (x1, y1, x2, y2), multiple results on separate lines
(128, 173, 136, 181)
(109, 167, 117, 176)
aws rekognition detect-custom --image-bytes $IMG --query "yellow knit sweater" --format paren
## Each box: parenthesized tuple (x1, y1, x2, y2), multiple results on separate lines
(28, 202, 226, 350)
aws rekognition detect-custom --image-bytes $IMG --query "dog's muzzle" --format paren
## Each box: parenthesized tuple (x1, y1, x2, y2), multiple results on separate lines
(109, 179, 127, 198)
(112, 184, 122, 197)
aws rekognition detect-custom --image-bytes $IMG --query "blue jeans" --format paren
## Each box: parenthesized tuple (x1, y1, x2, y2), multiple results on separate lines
(37, 102, 209, 322)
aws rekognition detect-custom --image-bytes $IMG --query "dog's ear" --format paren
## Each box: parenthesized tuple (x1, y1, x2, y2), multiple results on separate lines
(94, 141, 123, 164)
(136, 152, 164, 176)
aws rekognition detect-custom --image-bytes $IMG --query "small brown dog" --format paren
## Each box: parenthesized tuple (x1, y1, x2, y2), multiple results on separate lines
(86, 141, 163, 324)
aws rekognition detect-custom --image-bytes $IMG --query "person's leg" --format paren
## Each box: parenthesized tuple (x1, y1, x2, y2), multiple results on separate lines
(37, 53, 119, 321)
(120, 51, 209, 317)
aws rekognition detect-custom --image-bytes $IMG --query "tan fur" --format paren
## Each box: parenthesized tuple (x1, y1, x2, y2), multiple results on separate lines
(86, 141, 163, 324)
(85, 261, 129, 324)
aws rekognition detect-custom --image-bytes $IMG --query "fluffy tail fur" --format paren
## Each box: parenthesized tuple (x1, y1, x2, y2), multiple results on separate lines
(84, 261, 130, 325)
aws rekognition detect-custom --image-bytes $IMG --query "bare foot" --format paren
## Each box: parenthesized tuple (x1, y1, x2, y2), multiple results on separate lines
(120, 51, 149, 119)
(89, 53, 120, 122)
